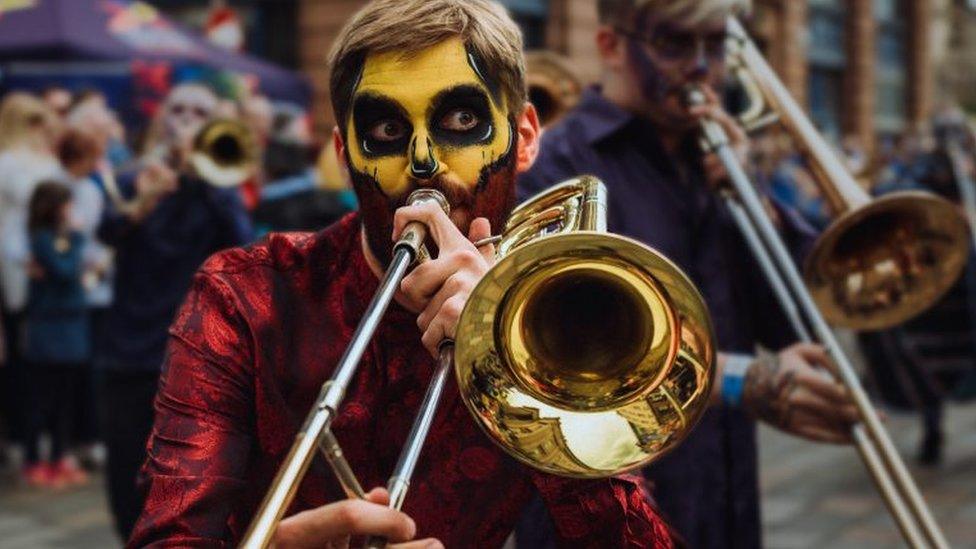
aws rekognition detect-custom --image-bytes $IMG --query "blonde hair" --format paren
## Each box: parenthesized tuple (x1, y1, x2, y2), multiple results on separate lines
(0, 92, 58, 152)
(598, 0, 751, 27)
(328, 0, 526, 126)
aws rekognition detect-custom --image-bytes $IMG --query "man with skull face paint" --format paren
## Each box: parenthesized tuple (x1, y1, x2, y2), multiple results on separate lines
(98, 82, 254, 540)
(518, 1, 860, 548)
(128, 1, 675, 548)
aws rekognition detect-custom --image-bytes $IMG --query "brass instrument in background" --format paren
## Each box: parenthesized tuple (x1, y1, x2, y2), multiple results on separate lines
(725, 21, 969, 331)
(241, 177, 716, 547)
(188, 118, 259, 188)
(525, 51, 583, 128)
(689, 17, 968, 549)
(101, 118, 257, 214)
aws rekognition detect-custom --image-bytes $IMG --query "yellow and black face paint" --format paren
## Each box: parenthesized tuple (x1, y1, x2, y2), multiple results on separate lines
(343, 37, 519, 266)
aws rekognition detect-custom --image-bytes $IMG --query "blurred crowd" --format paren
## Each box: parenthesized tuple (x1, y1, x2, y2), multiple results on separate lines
(748, 112, 976, 466)
(0, 83, 355, 536)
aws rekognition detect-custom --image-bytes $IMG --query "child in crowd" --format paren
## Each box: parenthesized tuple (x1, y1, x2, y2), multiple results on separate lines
(21, 181, 89, 488)
(58, 129, 111, 465)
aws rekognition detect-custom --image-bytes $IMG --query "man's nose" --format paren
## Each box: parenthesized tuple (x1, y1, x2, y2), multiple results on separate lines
(409, 133, 439, 180)
(685, 40, 710, 81)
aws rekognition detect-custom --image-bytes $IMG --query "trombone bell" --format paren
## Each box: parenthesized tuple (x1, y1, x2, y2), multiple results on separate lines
(189, 118, 258, 188)
(725, 18, 970, 330)
(455, 177, 715, 478)
(806, 192, 970, 330)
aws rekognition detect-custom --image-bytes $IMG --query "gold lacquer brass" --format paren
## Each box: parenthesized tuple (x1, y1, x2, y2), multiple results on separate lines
(804, 192, 969, 330)
(454, 176, 715, 477)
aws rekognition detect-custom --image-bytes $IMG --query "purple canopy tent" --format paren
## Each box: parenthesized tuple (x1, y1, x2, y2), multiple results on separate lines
(0, 0, 310, 105)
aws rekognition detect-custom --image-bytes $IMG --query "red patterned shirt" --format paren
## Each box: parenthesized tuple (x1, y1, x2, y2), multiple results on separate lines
(128, 213, 674, 548)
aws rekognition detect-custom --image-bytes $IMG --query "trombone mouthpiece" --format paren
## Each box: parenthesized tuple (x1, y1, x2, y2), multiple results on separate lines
(406, 188, 450, 214)
(684, 87, 707, 108)
(396, 189, 450, 260)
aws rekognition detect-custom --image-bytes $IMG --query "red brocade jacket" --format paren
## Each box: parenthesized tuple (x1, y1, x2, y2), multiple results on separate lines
(128, 213, 674, 548)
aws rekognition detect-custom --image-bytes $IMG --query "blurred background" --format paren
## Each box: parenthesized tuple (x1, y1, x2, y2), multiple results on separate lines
(0, 0, 975, 548)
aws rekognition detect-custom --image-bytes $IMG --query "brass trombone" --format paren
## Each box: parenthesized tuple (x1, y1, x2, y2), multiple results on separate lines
(525, 51, 583, 128)
(187, 118, 259, 188)
(691, 17, 969, 549)
(101, 118, 257, 215)
(241, 177, 716, 547)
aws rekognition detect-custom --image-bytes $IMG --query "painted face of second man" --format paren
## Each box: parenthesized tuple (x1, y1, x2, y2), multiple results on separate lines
(624, 15, 729, 129)
(163, 85, 218, 149)
(344, 37, 519, 266)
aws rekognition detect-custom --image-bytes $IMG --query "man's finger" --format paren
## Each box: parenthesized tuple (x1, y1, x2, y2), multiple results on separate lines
(794, 368, 847, 403)
(469, 217, 495, 262)
(416, 273, 471, 331)
(364, 487, 391, 506)
(421, 315, 448, 356)
(393, 201, 468, 251)
(786, 387, 840, 420)
(281, 499, 417, 545)
(789, 343, 829, 363)
(421, 295, 465, 355)
(390, 540, 445, 549)
(787, 410, 853, 444)
(400, 258, 458, 311)
(793, 420, 854, 445)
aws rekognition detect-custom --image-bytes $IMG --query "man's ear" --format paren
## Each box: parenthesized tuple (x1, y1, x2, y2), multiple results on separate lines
(596, 25, 626, 69)
(332, 125, 345, 162)
(515, 103, 541, 174)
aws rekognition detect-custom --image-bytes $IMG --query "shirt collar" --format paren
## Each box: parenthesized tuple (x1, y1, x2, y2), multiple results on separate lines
(575, 86, 638, 145)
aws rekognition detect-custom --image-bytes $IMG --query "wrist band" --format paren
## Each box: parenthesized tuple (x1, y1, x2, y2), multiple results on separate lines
(721, 353, 754, 407)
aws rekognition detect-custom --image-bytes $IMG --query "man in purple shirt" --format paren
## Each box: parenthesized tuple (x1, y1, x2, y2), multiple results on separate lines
(517, 1, 860, 547)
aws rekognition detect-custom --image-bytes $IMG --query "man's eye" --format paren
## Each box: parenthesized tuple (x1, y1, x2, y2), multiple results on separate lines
(368, 119, 408, 142)
(440, 108, 480, 132)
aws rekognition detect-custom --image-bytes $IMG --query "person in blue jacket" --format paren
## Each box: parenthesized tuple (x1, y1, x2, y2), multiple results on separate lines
(21, 181, 91, 488)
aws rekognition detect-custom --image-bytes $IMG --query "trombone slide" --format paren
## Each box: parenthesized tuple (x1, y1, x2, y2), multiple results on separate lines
(364, 344, 455, 549)
(239, 190, 447, 549)
(697, 92, 947, 549)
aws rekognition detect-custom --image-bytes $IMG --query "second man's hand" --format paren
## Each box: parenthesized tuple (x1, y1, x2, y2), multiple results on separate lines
(742, 343, 861, 444)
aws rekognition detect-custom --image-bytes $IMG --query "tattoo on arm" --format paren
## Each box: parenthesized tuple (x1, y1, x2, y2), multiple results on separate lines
(743, 349, 796, 428)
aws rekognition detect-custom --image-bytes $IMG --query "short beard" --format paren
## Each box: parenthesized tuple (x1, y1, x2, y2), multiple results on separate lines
(349, 146, 518, 268)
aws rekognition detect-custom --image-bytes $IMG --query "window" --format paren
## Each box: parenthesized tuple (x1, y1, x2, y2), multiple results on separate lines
(807, 0, 846, 139)
(499, 0, 549, 49)
(874, 0, 907, 133)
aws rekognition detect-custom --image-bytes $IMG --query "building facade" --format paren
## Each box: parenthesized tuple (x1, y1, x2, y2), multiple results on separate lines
(154, 0, 939, 146)
(934, 0, 976, 113)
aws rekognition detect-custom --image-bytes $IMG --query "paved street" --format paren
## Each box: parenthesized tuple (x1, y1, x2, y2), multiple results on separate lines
(0, 470, 118, 549)
(0, 403, 974, 548)
(760, 403, 976, 548)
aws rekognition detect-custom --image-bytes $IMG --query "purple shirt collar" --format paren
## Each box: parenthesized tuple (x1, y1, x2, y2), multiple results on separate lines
(575, 86, 639, 145)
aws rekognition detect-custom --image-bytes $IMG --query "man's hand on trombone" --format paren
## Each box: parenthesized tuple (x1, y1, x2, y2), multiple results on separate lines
(393, 201, 495, 357)
(688, 85, 749, 190)
(741, 343, 861, 444)
(273, 487, 443, 549)
(688, 85, 782, 224)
